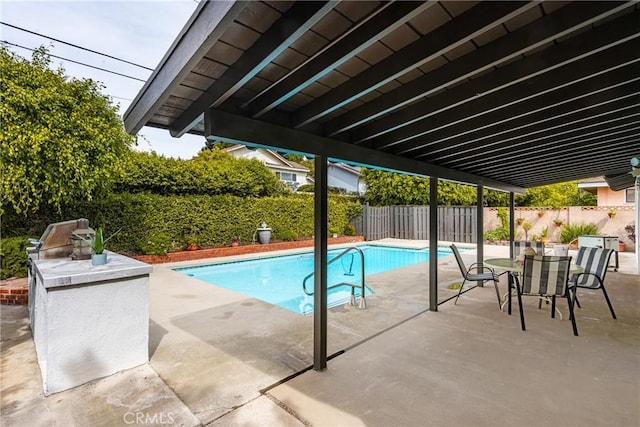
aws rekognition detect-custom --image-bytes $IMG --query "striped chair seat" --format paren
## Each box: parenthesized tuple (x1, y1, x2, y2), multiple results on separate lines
(569, 247, 616, 319)
(511, 255, 578, 336)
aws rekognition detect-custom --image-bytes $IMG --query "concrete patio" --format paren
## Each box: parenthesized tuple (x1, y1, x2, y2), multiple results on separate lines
(2, 242, 638, 426)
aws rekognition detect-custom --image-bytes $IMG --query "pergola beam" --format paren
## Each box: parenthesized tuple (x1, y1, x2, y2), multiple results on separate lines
(392, 64, 640, 156)
(169, 1, 337, 137)
(244, 1, 436, 118)
(324, 1, 630, 137)
(443, 109, 640, 168)
(291, 1, 537, 128)
(356, 11, 640, 145)
(485, 136, 640, 179)
(478, 132, 640, 176)
(415, 92, 640, 162)
(203, 109, 524, 193)
(124, 0, 247, 134)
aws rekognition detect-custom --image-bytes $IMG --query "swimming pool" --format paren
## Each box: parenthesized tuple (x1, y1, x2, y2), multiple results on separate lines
(175, 245, 453, 315)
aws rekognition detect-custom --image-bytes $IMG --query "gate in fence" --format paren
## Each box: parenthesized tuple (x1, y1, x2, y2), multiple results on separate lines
(352, 205, 477, 243)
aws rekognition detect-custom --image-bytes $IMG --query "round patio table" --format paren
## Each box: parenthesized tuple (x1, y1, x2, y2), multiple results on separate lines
(483, 258, 584, 275)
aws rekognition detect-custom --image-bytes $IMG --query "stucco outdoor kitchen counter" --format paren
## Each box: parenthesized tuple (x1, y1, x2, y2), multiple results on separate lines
(29, 252, 152, 395)
(33, 251, 152, 288)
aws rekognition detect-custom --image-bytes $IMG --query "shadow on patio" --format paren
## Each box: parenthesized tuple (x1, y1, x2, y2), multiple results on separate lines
(267, 266, 640, 426)
(1, 245, 638, 426)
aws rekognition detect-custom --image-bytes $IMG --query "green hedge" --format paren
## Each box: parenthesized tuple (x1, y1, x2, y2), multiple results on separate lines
(0, 236, 33, 279)
(114, 150, 285, 197)
(1, 193, 362, 256)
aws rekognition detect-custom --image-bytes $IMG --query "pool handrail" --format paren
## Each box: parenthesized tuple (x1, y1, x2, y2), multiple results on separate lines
(302, 246, 367, 309)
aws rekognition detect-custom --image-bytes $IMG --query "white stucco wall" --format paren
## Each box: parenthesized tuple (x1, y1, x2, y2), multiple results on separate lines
(596, 187, 633, 206)
(228, 147, 309, 188)
(483, 207, 636, 248)
(30, 252, 151, 395)
(327, 165, 363, 193)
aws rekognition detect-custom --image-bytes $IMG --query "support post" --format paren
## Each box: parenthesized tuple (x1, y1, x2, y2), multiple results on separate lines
(509, 192, 515, 258)
(429, 177, 438, 311)
(635, 175, 639, 274)
(476, 185, 484, 268)
(313, 155, 328, 371)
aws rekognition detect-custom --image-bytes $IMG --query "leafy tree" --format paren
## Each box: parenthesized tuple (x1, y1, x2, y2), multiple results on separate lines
(284, 153, 314, 178)
(361, 169, 597, 207)
(360, 169, 429, 205)
(0, 46, 134, 215)
(203, 139, 234, 151)
(518, 182, 596, 208)
(484, 207, 509, 241)
(360, 169, 476, 206)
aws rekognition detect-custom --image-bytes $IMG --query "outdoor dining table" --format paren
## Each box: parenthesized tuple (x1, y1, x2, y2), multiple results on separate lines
(483, 258, 585, 318)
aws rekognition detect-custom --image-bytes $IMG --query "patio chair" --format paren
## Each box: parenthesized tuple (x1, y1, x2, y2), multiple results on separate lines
(451, 244, 501, 309)
(569, 247, 616, 319)
(514, 241, 546, 256)
(511, 255, 578, 336)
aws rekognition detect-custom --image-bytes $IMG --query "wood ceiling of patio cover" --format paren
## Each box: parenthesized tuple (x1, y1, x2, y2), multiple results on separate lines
(124, 1, 640, 192)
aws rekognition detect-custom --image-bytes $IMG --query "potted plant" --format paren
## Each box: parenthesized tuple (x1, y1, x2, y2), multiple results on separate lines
(522, 221, 532, 241)
(231, 237, 241, 247)
(539, 226, 549, 245)
(537, 209, 546, 218)
(184, 234, 200, 251)
(553, 218, 564, 227)
(516, 217, 524, 226)
(257, 222, 271, 244)
(72, 226, 116, 265)
(607, 209, 617, 219)
(625, 225, 635, 244)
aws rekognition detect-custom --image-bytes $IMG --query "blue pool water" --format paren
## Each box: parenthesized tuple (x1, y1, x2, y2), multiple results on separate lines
(175, 245, 453, 315)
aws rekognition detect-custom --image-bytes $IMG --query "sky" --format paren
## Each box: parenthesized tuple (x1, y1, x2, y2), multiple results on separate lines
(1, 0, 207, 159)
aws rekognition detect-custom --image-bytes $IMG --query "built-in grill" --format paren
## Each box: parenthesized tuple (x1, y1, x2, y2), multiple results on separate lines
(27, 218, 94, 260)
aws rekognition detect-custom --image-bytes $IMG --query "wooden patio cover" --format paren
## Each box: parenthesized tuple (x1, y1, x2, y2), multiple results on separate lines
(124, 1, 640, 369)
(124, 0, 640, 191)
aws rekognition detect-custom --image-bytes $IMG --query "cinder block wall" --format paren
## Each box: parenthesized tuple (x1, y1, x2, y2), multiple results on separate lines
(483, 206, 635, 249)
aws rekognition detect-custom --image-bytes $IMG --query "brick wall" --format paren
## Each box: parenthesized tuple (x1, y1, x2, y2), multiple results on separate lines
(131, 236, 365, 264)
(0, 278, 28, 305)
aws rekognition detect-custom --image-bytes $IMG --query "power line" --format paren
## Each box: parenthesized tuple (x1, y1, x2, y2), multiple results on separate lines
(0, 21, 154, 71)
(1, 40, 147, 82)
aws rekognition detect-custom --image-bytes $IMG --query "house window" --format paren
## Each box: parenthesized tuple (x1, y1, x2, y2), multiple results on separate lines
(625, 187, 635, 204)
(275, 172, 297, 182)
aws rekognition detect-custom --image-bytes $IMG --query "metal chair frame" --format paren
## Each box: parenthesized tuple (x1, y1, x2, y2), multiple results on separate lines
(451, 244, 501, 309)
(570, 247, 617, 319)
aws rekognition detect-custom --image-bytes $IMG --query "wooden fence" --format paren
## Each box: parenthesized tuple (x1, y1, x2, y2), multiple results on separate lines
(352, 205, 477, 243)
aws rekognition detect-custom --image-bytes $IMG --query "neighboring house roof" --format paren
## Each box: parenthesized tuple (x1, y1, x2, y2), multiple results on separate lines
(578, 176, 632, 190)
(577, 176, 607, 188)
(224, 145, 309, 173)
(328, 162, 361, 177)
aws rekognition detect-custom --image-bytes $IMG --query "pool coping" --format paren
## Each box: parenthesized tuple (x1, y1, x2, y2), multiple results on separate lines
(130, 235, 364, 264)
(159, 237, 469, 269)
